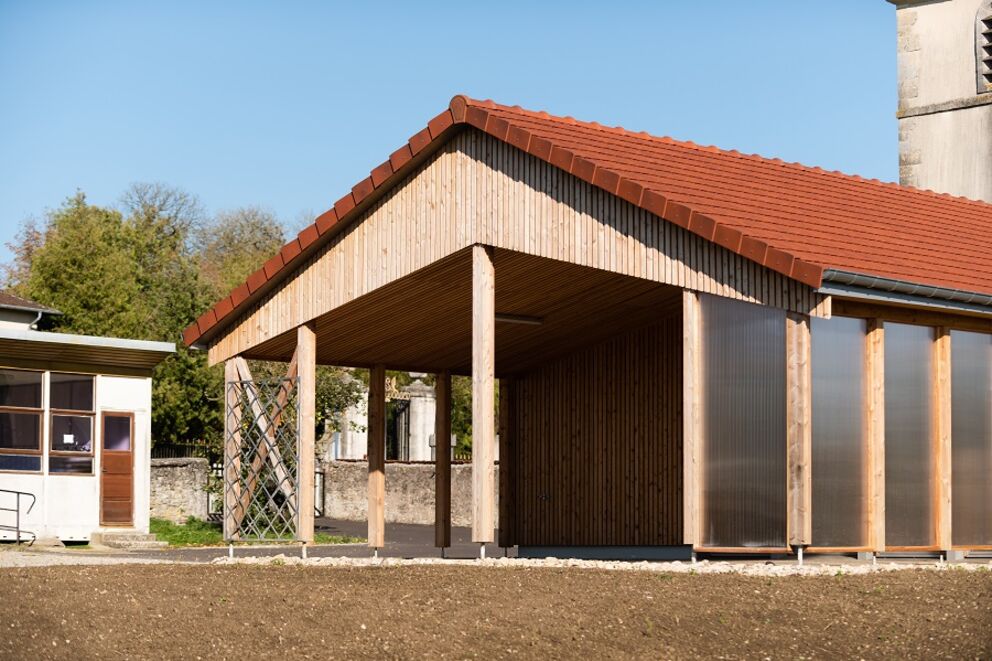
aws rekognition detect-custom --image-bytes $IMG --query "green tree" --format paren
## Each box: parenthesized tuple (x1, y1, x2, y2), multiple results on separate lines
(5, 187, 372, 453)
(8, 188, 221, 448)
(195, 206, 285, 298)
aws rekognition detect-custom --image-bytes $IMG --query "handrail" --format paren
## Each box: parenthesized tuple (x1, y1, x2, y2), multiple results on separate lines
(0, 487, 37, 545)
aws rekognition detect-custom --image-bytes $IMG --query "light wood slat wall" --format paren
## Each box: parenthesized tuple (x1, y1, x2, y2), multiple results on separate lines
(208, 130, 829, 365)
(508, 314, 683, 547)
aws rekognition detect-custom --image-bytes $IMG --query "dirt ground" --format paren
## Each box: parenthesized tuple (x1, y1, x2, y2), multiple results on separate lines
(1, 564, 990, 659)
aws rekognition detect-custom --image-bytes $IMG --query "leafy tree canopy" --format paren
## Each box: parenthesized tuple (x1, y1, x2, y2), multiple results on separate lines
(4, 185, 364, 452)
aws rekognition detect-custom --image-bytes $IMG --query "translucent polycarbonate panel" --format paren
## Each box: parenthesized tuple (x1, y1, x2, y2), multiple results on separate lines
(700, 294, 787, 548)
(951, 330, 992, 546)
(884, 323, 934, 548)
(811, 316, 868, 548)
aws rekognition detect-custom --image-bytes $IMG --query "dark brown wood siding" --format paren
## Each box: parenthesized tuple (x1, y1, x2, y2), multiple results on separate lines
(507, 311, 683, 546)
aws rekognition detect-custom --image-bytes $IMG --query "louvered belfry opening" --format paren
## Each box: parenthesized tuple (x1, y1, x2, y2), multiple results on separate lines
(982, 8, 992, 90)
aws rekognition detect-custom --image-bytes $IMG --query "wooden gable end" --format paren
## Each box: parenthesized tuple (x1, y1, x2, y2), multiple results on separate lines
(207, 129, 829, 365)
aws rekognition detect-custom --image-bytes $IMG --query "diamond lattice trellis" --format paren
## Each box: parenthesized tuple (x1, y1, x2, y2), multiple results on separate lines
(224, 376, 300, 542)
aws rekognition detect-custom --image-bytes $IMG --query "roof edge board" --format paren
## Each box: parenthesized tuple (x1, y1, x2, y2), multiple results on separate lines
(0, 327, 177, 354)
(820, 269, 992, 317)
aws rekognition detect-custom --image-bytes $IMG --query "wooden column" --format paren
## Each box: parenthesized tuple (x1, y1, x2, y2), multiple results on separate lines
(297, 323, 316, 544)
(786, 313, 812, 547)
(223, 359, 242, 541)
(866, 319, 886, 552)
(368, 363, 386, 549)
(934, 327, 953, 551)
(472, 244, 496, 544)
(682, 290, 702, 547)
(434, 370, 452, 548)
(498, 378, 514, 548)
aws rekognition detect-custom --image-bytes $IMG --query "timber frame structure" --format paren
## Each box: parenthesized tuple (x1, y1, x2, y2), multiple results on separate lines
(186, 96, 992, 558)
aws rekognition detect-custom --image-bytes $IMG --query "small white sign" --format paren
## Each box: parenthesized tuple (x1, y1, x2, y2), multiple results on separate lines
(63, 434, 74, 446)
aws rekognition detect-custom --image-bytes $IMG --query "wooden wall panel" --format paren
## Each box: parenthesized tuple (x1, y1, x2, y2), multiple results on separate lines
(208, 130, 829, 365)
(509, 314, 683, 547)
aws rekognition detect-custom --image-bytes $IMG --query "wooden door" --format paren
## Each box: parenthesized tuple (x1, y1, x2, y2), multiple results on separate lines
(100, 412, 134, 526)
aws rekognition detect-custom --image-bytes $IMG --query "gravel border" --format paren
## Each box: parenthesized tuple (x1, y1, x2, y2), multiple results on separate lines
(209, 554, 992, 576)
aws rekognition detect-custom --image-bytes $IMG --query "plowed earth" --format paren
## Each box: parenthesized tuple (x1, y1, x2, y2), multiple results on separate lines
(1, 565, 990, 659)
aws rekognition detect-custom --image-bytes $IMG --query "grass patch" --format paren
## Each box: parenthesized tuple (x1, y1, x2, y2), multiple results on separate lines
(150, 517, 363, 547)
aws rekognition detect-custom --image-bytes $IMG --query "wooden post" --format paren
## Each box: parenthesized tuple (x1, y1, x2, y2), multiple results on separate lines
(297, 323, 316, 544)
(472, 244, 496, 545)
(368, 363, 386, 549)
(498, 378, 514, 548)
(434, 370, 452, 548)
(866, 319, 886, 552)
(786, 313, 812, 547)
(682, 290, 702, 547)
(224, 359, 242, 541)
(934, 327, 953, 552)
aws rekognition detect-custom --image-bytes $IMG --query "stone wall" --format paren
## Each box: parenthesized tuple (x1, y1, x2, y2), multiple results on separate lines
(150, 458, 210, 523)
(320, 460, 498, 527)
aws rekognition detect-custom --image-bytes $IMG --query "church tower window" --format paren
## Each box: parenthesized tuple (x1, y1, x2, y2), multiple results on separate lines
(979, 2, 992, 92)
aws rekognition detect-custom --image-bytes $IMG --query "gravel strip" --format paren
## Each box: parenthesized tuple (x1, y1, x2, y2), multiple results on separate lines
(211, 553, 992, 576)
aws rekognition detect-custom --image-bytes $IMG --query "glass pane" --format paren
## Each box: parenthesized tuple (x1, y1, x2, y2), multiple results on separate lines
(0, 454, 41, 471)
(49, 456, 93, 474)
(951, 330, 992, 546)
(50, 373, 94, 411)
(884, 323, 934, 547)
(811, 316, 868, 548)
(0, 412, 40, 450)
(103, 415, 131, 451)
(0, 369, 42, 409)
(700, 294, 787, 548)
(50, 415, 93, 453)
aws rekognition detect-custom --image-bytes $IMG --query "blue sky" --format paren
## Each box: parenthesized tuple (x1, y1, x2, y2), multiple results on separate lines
(0, 1, 896, 264)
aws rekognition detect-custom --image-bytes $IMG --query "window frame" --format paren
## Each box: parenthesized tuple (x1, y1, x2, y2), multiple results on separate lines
(47, 372, 96, 476)
(0, 368, 44, 474)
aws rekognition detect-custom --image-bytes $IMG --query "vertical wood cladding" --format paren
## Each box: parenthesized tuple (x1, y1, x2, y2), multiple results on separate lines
(208, 130, 827, 366)
(508, 313, 683, 546)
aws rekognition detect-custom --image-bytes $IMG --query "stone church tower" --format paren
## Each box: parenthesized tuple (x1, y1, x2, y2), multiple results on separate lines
(889, 0, 992, 202)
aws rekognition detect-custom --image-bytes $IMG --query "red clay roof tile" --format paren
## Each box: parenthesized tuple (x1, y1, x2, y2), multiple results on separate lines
(370, 161, 393, 188)
(315, 209, 337, 235)
(183, 95, 992, 347)
(279, 239, 302, 264)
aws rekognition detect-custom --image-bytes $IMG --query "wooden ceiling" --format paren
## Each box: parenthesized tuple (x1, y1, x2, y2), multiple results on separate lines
(245, 247, 681, 377)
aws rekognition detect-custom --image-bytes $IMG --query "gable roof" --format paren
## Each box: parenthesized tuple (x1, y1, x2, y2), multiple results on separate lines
(183, 95, 992, 347)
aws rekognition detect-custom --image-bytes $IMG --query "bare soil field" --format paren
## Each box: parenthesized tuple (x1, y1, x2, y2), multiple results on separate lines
(1, 564, 990, 659)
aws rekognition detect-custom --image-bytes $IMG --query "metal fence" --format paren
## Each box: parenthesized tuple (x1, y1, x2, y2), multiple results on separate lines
(151, 440, 215, 460)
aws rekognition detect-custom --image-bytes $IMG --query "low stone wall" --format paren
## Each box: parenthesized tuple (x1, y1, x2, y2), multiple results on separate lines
(150, 458, 209, 523)
(320, 460, 498, 527)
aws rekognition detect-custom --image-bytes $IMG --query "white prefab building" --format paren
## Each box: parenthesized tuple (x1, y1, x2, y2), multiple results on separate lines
(0, 293, 174, 543)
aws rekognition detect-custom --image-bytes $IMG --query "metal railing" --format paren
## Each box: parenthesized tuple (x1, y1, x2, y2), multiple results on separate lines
(0, 488, 36, 545)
